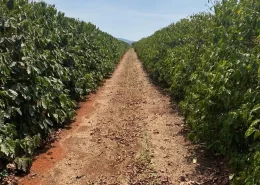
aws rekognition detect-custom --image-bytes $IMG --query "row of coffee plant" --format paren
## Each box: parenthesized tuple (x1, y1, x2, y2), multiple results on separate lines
(134, 0, 260, 184)
(0, 0, 128, 172)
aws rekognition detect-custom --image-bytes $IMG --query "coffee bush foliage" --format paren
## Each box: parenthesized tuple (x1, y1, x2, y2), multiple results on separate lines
(134, 0, 260, 184)
(0, 0, 128, 172)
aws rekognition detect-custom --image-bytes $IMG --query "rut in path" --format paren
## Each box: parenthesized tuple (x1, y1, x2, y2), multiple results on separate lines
(20, 49, 228, 185)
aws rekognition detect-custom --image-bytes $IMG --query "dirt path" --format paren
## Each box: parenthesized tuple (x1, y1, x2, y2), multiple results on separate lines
(19, 49, 228, 185)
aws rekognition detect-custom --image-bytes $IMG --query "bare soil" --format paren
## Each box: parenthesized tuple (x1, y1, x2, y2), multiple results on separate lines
(19, 49, 229, 185)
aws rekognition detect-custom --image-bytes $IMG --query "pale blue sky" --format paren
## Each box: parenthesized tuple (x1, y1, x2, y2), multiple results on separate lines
(40, 0, 211, 41)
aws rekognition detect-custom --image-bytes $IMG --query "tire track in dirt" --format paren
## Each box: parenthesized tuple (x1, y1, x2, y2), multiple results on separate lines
(19, 49, 228, 185)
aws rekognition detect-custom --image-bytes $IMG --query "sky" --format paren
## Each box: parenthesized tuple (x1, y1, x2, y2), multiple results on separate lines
(38, 0, 212, 41)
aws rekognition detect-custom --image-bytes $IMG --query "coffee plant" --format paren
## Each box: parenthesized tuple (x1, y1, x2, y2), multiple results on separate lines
(134, 0, 260, 184)
(0, 0, 128, 172)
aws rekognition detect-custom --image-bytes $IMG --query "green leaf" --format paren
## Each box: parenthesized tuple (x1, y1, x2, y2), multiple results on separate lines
(26, 65, 31, 75)
(14, 157, 32, 172)
(41, 100, 47, 109)
(8, 89, 18, 100)
(44, 118, 53, 126)
(15, 108, 22, 115)
(250, 104, 260, 116)
(229, 174, 235, 180)
(245, 120, 260, 138)
(0, 144, 9, 156)
(254, 131, 260, 140)
(53, 113, 59, 122)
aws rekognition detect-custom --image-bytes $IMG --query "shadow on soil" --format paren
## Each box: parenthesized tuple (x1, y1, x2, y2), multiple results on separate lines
(170, 122, 230, 185)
